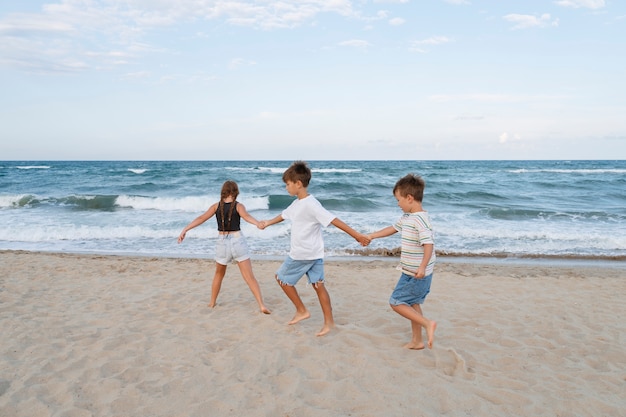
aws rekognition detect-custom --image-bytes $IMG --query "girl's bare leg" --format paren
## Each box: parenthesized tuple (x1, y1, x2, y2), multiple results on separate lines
(237, 259, 270, 314)
(312, 282, 334, 337)
(209, 263, 227, 307)
(391, 303, 437, 349)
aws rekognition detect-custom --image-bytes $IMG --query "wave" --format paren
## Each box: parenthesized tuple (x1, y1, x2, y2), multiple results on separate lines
(16, 165, 50, 170)
(224, 166, 363, 174)
(480, 207, 625, 222)
(0, 194, 40, 208)
(268, 194, 296, 210)
(0, 225, 182, 242)
(266, 195, 378, 212)
(509, 168, 626, 174)
(317, 197, 380, 212)
(116, 195, 270, 212)
(1, 193, 271, 212)
(128, 168, 148, 174)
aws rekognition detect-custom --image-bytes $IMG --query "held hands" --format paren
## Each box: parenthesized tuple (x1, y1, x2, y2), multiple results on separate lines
(356, 233, 371, 247)
(257, 220, 267, 230)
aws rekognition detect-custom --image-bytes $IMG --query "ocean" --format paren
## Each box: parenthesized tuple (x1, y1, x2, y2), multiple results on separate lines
(1, 160, 625, 263)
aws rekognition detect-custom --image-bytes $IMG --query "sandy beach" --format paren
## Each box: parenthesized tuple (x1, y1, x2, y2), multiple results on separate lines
(1, 250, 624, 417)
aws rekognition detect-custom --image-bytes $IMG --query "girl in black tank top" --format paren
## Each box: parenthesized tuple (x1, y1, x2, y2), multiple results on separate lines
(177, 180, 270, 314)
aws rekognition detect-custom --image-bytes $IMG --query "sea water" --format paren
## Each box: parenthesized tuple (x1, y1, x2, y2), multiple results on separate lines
(1, 160, 624, 261)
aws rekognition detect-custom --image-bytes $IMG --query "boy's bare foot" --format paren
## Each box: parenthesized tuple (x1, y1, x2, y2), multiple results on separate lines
(427, 321, 437, 349)
(288, 310, 310, 325)
(316, 323, 334, 337)
(260, 306, 271, 314)
(403, 342, 425, 350)
(208, 302, 216, 308)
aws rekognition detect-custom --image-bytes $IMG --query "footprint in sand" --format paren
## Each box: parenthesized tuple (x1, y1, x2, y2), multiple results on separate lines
(434, 347, 475, 379)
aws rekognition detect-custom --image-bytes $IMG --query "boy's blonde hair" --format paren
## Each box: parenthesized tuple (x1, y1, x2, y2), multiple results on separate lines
(393, 174, 425, 202)
(282, 161, 311, 187)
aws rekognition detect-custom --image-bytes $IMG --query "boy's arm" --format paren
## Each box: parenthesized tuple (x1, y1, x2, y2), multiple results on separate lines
(415, 243, 434, 279)
(331, 218, 371, 246)
(368, 226, 397, 241)
(258, 214, 284, 230)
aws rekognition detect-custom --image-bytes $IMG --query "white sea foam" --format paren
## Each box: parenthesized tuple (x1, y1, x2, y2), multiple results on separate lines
(114, 195, 270, 212)
(15, 165, 50, 169)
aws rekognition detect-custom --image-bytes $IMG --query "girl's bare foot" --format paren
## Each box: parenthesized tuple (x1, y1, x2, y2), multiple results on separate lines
(260, 306, 271, 314)
(208, 302, 216, 308)
(288, 310, 310, 325)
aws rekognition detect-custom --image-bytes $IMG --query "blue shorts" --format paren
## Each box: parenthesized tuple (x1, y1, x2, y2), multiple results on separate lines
(389, 273, 432, 306)
(276, 257, 325, 286)
(215, 233, 250, 265)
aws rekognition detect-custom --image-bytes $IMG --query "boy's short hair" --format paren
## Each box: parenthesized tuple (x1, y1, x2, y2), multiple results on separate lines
(393, 174, 425, 202)
(283, 161, 312, 187)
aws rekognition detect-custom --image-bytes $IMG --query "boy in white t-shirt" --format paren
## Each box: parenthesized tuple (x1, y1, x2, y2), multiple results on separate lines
(260, 161, 370, 336)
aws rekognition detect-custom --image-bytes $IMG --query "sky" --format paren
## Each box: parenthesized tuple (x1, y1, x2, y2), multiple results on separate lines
(0, 0, 625, 161)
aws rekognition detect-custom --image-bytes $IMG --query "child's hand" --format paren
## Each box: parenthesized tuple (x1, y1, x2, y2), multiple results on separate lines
(414, 266, 426, 279)
(356, 233, 371, 246)
(177, 231, 186, 244)
(257, 221, 266, 230)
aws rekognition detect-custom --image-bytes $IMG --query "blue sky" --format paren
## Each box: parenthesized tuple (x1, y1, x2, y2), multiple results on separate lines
(1, 0, 624, 160)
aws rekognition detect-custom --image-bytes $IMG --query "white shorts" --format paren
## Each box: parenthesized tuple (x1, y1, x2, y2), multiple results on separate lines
(215, 232, 250, 265)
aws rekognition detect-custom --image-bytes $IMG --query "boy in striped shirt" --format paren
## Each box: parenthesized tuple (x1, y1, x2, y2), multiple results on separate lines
(368, 174, 437, 349)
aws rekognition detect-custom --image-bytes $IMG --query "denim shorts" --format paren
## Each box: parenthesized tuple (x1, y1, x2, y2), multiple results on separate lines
(276, 257, 324, 286)
(389, 273, 433, 306)
(215, 233, 250, 265)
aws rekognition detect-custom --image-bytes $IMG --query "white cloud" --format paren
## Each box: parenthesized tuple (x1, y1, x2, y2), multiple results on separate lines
(413, 35, 452, 45)
(554, 0, 605, 9)
(409, 35, 452, 52)
(389, 17, 405, 26)
(0, 0, 360, 73)
(503, 13, 559, 30)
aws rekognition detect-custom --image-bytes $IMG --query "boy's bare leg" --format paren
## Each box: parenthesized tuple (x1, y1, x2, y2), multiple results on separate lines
(312, 282, 335, 337)
(237, 259, 271, 314)
(391, 303, 437, 349)
(405, 304, 425, 350)
(209, 263, 227, 307)
(277, 276, 310, 324)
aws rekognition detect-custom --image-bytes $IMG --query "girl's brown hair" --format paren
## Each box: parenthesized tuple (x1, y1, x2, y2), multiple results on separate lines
(219, 180, 239, 231)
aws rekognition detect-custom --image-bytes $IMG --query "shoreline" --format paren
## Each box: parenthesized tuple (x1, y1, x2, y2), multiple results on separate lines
(3, 248, 625, 270)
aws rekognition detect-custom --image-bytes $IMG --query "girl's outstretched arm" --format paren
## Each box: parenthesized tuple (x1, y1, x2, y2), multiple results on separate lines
(178, 203, 218, 243)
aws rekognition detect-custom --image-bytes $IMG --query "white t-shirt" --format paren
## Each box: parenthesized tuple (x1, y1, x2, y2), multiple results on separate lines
(282, 195, 336, 260)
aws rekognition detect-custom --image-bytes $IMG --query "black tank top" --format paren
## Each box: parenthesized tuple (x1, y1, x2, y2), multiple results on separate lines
(216, 202, 241, 232)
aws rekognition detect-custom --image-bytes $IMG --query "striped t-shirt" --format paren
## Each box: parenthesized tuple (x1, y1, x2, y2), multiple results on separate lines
(393, 211, 436, 276)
